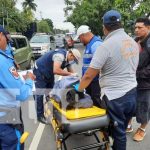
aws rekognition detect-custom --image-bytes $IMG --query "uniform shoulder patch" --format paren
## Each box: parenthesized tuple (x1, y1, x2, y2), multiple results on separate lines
(9, 66, 20, 79)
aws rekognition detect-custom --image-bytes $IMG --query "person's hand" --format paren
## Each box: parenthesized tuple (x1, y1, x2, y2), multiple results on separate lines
(73, 83, 80, 92)
(24, 71, 36, 80)
(70, 72, 78, 77)
(14, 61, 20, 70)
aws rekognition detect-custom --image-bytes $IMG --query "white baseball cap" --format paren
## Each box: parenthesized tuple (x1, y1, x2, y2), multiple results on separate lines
(70, 48, 81, 64)
(74, 25, 91, 40)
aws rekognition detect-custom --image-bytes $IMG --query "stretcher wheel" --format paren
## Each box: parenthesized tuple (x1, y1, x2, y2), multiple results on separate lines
(20, 132, 29, 144)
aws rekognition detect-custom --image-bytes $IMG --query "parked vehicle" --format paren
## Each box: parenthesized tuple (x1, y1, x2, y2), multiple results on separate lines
(30, 33, 56, 58)
(11, 34, 34, 70)
(54, 34, 66, 48)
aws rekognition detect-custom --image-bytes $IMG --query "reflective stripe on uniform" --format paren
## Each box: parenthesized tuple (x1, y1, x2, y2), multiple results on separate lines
(83, 53, 93, 58)
(82, 64, 90, 68)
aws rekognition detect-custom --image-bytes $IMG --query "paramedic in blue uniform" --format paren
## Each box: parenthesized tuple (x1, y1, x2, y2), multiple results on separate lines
(33, 46, 81, 124)
(0, 26, 35, 150)
(75, 25, 102, 107)
(74, 10, 139, 150)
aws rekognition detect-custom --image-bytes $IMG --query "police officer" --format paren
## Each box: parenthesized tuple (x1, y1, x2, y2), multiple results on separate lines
(0, 26, 35, 149)
(75, 25, 102, 107)
(33, 46, 81, 124)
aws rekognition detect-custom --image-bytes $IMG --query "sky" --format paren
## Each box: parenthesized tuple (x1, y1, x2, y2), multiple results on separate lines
(16, 0, 75, 32)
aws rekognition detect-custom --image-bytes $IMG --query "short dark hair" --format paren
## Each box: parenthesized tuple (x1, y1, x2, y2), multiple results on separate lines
(135, 17, 150, 26)
(104, 22, 122, 32)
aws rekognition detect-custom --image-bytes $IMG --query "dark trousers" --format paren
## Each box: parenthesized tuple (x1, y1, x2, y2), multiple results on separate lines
(33, 68, 54, 118)
(102, 88, 137, 150)
(86, 80, 101, 107)
(0, 109, 24, 150)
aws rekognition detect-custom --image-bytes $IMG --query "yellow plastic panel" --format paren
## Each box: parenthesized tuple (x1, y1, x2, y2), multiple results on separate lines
(50, 99, 106, 120)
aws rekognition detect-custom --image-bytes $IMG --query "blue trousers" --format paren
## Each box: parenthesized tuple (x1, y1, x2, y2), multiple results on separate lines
(33, 68, 54, 118)
(102, 88, 137, 150)
(0, 124, 22, 150)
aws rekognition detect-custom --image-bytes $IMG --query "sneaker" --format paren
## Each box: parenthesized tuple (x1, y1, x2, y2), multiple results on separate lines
(38, 116, 49, 124)
(126, 125, 133, 133)
(133, 128, 146, 142)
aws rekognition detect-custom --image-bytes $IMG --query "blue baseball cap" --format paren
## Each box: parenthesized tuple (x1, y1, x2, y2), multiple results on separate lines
(103, 10, 121, 25)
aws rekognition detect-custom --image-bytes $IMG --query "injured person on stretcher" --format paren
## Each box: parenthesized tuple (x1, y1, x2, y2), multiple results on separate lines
(50, 76, 94, 110)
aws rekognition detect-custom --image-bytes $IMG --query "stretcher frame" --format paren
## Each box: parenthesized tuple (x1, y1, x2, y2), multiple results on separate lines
(45, 99, 112, 150)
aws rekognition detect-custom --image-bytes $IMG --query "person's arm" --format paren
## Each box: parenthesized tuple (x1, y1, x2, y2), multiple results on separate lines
(78, 67, 100, 91)
(77, 45, 109, 91)
(137, 46, 150, 78)
(53, 61, 72, 76)
(67, 65, 74, 73)
(0, 62, 35, 101)
(52, 53, 73, 76)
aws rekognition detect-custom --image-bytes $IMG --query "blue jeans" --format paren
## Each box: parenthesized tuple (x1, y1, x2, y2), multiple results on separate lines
(102, 88, 137, 150)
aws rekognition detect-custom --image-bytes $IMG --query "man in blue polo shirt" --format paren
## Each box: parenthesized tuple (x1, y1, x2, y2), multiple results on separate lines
(75, 25, 102, 107)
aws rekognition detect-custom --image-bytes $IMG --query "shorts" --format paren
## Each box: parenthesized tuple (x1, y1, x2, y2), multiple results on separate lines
(136, 89, 150, 124)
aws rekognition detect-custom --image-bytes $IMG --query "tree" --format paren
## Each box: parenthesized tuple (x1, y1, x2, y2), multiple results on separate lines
(64, 0, 150, 35)
(44, 18, 54, 32)
(0, 0, 30, 32)
(37, 20, 51, 33)
(22, 0, 37, 11)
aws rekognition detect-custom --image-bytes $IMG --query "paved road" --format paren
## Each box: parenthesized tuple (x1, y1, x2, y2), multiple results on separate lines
(22, 43, 150, 150)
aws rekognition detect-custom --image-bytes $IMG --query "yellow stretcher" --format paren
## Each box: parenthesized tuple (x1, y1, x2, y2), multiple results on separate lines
(45, 99, 111, 150)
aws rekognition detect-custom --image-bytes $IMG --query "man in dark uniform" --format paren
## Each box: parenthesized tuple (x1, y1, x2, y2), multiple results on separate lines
(33, 48, 81, 124)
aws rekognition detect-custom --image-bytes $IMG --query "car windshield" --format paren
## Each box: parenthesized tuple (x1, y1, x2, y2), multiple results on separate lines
(30, 35, 49, 43)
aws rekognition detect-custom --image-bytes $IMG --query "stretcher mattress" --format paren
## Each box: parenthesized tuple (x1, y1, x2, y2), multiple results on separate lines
(47, 100, 110, 134)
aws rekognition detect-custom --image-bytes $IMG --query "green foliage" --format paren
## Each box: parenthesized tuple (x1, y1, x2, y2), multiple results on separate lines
(65, 0, 150, 35)
(37, 20, 51, 33)
(22, 0, 37, 11)
(43, 19, 54, 32)
(0, 0, 37, 32)
(0, 0, 55, 34)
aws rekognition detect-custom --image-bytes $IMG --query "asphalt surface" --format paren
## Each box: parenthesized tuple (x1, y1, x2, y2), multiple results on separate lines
(22, 43, 150, 150)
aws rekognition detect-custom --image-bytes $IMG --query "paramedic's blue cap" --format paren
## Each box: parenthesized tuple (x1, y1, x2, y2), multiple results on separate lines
(0, 26, 8, 40)
(103, 10, 121, 25)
